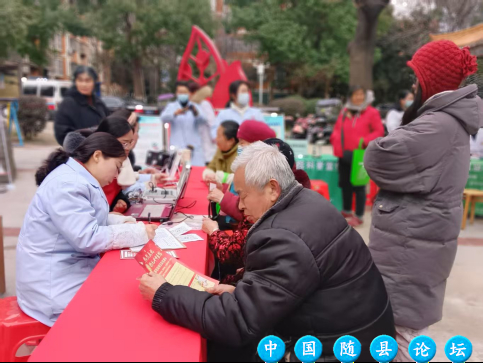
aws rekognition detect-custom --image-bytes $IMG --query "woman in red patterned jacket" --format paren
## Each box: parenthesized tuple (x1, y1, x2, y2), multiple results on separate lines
(202, 139, 311, 284)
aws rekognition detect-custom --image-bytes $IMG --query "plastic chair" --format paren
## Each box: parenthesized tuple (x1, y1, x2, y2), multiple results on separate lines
(311, 180, 330, 201)
(0, 297, 50, 362)
(462, 189, 483, 230)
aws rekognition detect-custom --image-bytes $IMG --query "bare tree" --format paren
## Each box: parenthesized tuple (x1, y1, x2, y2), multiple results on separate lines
(404, 0, 483, 32)
(348, 0, 390, 90)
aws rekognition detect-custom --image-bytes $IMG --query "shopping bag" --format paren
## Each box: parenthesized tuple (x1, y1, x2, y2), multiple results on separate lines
(351, 139, 370, 186)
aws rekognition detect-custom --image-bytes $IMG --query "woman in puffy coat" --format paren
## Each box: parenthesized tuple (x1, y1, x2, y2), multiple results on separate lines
(55, 66, 109, 146)
(365, 40, 482, 362)
(330, 86, 384, 227)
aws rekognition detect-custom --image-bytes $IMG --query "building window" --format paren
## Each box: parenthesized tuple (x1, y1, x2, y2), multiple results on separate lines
(55, 34, 62, 51)
(70, 38, 78, 55)
(54, 57, 63, 76)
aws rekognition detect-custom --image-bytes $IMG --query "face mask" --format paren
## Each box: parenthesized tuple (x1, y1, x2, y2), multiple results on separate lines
(237, 93, 250, 107)
(237, 146, 243, 156)
(177, 94, 189, 105)
(405, 100, 414, 109)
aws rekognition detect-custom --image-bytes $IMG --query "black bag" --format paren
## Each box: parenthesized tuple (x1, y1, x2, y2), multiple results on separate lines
(340, 113, 353, 164)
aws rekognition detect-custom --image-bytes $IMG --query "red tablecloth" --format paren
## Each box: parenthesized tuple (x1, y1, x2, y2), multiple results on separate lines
(29, 167, 210, 362)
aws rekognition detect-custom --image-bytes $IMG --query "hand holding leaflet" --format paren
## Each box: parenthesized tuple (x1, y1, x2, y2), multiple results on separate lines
(136, 241, 218, 291)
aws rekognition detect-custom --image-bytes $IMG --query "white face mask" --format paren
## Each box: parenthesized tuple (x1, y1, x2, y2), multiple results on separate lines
(237, 146, 243, 156)
(237, 93, 250, 107)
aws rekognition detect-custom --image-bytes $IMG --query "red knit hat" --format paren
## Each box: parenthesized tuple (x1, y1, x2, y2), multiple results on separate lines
(237, 120, 276, 143)
(408, 40, 478, 102)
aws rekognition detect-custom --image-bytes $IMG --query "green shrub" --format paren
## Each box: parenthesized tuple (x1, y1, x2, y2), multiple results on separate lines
(269, 96, 306, 117)
(304, 98, 318, 115)
(18, 96, 48, 140)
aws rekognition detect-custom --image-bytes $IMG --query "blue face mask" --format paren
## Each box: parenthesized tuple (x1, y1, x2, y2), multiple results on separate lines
(177, 94, 189, 105)
(405, 100, 414, 109)
(237, 93, 250, 107)
(237, 146, 243, 156)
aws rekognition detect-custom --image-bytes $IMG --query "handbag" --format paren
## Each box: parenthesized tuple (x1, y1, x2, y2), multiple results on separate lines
(340, 113, 353, 164)
(351, 139, 370, 186)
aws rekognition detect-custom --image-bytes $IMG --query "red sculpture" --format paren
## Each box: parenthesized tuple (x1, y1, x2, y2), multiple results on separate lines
(177, 26, 251, 110)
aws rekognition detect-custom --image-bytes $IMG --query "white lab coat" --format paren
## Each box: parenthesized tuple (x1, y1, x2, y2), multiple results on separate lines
(16, 158, 148, 327)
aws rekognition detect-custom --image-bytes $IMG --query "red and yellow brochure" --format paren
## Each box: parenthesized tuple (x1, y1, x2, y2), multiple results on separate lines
(135, 241, 219, 291)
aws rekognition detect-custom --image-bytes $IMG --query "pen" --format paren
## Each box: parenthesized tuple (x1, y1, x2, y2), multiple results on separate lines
(148, 213, 152, 224)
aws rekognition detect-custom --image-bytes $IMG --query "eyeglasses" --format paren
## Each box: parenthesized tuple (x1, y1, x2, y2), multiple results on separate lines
(121, 140, 135, 150)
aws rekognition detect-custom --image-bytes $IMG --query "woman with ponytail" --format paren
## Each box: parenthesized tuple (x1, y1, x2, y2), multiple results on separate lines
(364, 40, 483, 361)
(17, 133, 158, 327)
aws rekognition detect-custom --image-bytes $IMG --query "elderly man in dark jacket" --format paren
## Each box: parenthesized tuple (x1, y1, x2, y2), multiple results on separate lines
(139, 142, 395, 362)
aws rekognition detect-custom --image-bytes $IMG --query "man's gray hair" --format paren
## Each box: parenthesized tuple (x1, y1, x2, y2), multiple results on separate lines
(231, 141, 295, 191)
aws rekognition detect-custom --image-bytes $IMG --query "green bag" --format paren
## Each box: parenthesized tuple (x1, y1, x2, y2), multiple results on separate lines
(351, 139, 370, 186)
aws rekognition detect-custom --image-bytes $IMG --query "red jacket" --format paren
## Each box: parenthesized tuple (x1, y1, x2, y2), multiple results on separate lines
(102, 179, 122, 206)
(330, 106, 384, 158)
(220, 185, 244, 221)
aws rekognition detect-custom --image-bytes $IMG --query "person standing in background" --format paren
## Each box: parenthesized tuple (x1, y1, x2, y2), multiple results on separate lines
(55, 66, 109, 145)
(386, 90, 414, 133)
(212, 80, 264, 139)
(471, 129, 483, 158)
(160, 82, 207, 167)
(190, 84, 217, 164)
(364, 40, 482, 362)
(330, 86, 384, 227)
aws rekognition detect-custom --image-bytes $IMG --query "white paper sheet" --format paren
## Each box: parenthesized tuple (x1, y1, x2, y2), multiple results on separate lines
(153, 228, 186, 250)
(120, 250, 136, 259)
(177, 234, 204, 243)
(169, 222, 192, 237)
(171, 214, 204, 231)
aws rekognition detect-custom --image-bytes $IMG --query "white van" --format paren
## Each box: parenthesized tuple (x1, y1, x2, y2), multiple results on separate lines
(21, 79, 72, 119)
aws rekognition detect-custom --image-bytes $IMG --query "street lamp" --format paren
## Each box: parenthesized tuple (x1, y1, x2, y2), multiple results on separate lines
(253, 62, 270, 106)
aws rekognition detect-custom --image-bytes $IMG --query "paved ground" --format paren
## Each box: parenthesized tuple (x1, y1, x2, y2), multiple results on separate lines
(1, 124, 482, 361)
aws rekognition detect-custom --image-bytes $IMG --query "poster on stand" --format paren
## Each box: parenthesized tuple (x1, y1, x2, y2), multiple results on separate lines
(264, 115, 285, 140)
(134, 116, 164, 169)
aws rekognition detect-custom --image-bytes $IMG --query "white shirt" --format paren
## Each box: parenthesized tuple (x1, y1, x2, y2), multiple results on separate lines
(386, 109, 404, 133)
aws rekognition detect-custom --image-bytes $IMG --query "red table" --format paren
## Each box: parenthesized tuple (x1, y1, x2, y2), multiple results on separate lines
(29, 167, 210, 362)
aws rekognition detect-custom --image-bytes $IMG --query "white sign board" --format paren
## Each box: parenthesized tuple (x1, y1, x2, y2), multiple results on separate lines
(134, 116, 164, 169)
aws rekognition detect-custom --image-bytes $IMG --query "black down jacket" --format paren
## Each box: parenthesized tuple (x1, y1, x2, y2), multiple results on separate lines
(152, 182, 395, 362)
(54, 87, 109, 145)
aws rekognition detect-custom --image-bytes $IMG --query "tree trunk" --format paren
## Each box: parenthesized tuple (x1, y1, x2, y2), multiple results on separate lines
(103, 50, 113, 89)
(132, 57, 145, 100)
(324, 77, 331, 98)
(348, 0, 389, 90)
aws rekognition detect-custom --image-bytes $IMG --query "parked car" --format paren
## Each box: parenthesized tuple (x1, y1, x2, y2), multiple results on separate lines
(21, 79, 72, 120)
(101, 96, 160, 116)
(101, 96, 126, 113)
(315, 98, 342, 122)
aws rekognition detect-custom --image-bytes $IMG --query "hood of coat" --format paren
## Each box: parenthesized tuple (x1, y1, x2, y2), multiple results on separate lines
(418, 84, 483, 135)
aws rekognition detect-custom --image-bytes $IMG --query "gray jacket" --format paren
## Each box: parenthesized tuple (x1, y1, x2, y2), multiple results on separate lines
(365, 85, 483, 329)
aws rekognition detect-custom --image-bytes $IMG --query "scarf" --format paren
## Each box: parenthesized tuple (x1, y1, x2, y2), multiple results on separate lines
(231, 102, 249, 117)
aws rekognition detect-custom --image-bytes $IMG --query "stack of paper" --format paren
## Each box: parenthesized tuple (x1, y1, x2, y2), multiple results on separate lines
(129, 222, 204, 254)
(169, 222, 204, 243)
